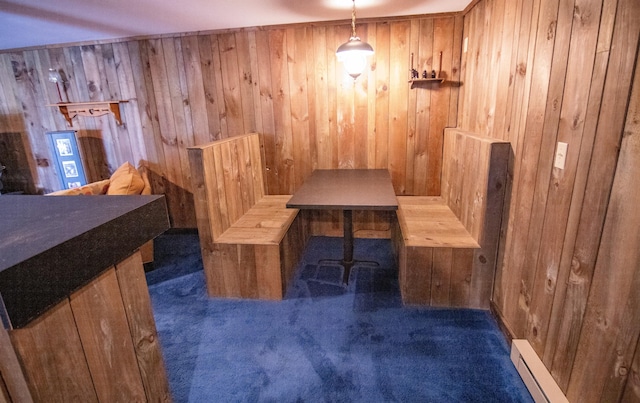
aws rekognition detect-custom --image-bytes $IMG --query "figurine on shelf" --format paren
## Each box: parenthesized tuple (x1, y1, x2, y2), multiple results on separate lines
(411, 68, 420, 79)
(431, 70, 437, 78)
(422, 70, 428, 79)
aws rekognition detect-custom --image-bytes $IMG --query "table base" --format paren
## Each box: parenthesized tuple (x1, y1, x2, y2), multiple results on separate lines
(321, 210, 380, 284)
(318, 258, 379, 285)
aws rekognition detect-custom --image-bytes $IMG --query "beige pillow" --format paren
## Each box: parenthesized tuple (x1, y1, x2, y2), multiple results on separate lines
(107, 162, 145, 195)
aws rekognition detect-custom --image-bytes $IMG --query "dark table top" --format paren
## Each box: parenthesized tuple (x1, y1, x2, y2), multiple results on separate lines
(286, 169, 398, 211)
(0, 195, 170, 328)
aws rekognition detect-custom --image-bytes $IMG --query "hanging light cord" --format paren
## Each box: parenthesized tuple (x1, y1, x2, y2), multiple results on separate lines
(350, 0, 358, 39)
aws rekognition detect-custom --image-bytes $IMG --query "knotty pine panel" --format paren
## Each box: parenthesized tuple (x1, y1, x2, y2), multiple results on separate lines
(0, 15, 460, 230)
(460, 0, 640, 400)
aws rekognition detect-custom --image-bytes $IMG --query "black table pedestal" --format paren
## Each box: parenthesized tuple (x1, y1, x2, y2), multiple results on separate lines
(319, 210, 379, 285)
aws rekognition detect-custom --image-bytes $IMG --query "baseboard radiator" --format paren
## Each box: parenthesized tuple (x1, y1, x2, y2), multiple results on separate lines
(510, 340, 569, 403)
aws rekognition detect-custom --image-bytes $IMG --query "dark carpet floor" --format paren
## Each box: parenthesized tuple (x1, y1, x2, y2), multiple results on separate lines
(147, 233, 532, 402)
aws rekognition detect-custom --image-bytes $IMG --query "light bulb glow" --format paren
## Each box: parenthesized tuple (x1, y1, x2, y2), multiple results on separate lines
(336, 37, 374, 80)
(335, 0, 374, 81)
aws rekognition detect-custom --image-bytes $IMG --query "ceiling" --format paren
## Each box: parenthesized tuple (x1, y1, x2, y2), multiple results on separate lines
(0, 0, 472, 51)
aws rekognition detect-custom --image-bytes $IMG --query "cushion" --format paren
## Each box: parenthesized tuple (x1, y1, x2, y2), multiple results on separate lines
(107, 162, 145, 195)
(47, 179, 110, 196)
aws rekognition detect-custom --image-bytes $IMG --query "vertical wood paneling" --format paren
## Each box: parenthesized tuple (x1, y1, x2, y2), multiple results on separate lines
(9, 301, 97, 402)
(218, 33, 246, 136)
(197, 35, 223, 142)
(0, 16, 460, 227)
(336, 24, 356, 170)
(147, 39, 182, 187)
(491, 0, 538, 311)
(566, 37, 640, 401)
(20, 52, 52, 191)
(268, 28, 294, 193)
(310, 26, 329, 170)
(100, 44, 134, 167)
(521, 0, 575, 354)
(114, 252, 172, 402)
(129, 40, 168, 194)
(426, 18, 455, 196)
(430, 248, 452, 306)
(3, 52, 56, 190)
(461, 0, 640, 400)
(412, 19, 433, 194)
(0, 4, 638, 399)
(0, 324, 31, 402)
(181, 35, 211, 147)
(388, 21, 411, 194)
(405, 19, 420, 196)
(527, 0, 603, 356)
(112, 43, 147, 167)
(353, 24, 370, 170)
(163, 38, 192, 188)
(235, 31, 257, 135)
(547, 0, 628, 388)
(373, 23, 390, 170)
(495, 0, 560, 336)
(287, 27, 312, 189)
(70, 268, 146, 402)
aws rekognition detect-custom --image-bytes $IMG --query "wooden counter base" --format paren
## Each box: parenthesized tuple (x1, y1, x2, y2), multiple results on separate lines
(4, 251, 171, 402)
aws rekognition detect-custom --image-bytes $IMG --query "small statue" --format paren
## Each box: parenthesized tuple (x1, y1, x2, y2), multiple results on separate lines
(422, 70, 428, 79)
(431, 70, 437, 78)
(411, 68, 420, 79)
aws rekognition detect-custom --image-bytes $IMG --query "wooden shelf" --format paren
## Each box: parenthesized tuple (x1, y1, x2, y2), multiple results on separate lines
(409, 51, 445, 89)
(409, 78, 445, 89)
(48, 101, 128, 126)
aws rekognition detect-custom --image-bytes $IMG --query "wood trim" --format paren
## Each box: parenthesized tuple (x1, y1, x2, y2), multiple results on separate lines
(490, 300, 516, 345)
(462, 0, 483, 16)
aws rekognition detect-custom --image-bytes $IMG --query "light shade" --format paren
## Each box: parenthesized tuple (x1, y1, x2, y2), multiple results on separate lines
(336, 37, 374, 79)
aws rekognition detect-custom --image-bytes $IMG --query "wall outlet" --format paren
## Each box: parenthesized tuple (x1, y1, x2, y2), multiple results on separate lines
(554, 142, 568, 170)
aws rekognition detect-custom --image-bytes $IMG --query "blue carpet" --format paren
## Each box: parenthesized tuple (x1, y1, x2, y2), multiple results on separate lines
(147, 235, 532, 402)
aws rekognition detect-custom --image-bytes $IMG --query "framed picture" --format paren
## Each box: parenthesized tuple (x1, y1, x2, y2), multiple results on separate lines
(47, 130, 87, 189)
(62, 160, 79, 177)
(56, 138, 73, 156)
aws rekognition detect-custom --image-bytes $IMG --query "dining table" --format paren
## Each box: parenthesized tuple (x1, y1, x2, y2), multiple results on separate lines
(286, 169, 398, 284)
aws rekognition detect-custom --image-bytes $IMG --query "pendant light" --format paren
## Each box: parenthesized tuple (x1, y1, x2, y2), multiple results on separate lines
(336, 0, 374, 80)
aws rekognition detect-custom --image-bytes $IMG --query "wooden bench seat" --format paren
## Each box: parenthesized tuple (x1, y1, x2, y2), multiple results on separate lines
(392, 129, 509, 308)
(188, 133, 308, 300)
(396, 196, 479, 248)
(216, 196, 298, 245)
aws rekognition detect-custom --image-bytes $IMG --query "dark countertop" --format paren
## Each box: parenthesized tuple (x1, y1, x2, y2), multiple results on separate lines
(286, 169, 398, 211)
(0, 195, 170, 329)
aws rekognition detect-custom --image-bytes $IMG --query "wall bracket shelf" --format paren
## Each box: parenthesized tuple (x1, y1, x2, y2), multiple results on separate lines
(409, 50, 445, 89)
(409, 78, 445, 89)
(48, 101, 128, 126)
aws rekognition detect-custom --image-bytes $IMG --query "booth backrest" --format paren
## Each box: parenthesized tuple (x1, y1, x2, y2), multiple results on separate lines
(440, 128, 510, 247)
(188, 133, 266, 240)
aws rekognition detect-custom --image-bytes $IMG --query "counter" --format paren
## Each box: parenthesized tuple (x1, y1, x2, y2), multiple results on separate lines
(0, 195, 172, 402)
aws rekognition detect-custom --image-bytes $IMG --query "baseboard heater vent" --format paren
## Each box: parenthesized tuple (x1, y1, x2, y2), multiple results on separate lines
(510, 339, 569, 403)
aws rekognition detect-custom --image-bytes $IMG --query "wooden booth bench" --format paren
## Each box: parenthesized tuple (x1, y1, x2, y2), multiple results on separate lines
(188, 133, 308, 300)
(392, 128, 510, 308)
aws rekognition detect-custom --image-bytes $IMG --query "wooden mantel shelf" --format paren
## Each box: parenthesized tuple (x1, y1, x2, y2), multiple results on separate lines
(48, 100, 128, 126)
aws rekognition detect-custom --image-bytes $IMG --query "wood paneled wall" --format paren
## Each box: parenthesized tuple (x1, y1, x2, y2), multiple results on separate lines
(0, 15, 462, 228)
(3, 1, 639, 399)
(459, 0, 640, 401)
